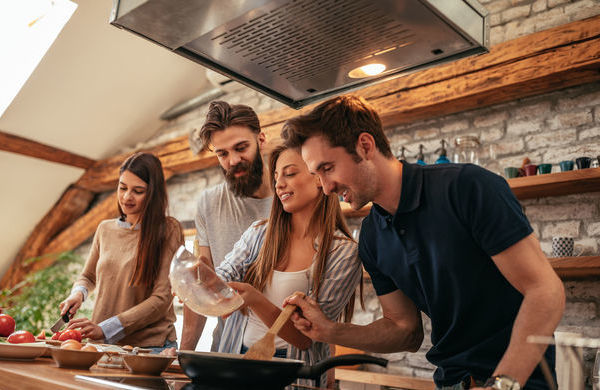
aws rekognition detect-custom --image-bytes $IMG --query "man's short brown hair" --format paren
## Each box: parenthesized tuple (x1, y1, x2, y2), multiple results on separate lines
(196, 101, 261, 151)
(281, 95, 393, 159)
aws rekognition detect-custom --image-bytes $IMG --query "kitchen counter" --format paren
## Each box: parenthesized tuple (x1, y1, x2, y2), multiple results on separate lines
(0, 357, 189, 390)
(0, 357, 331, 390)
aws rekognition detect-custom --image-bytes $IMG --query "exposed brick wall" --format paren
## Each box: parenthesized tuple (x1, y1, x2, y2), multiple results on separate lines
(482, 0, 600, 46)
(105, 1, 600, 387)
(155, 81, 600, 386)
(345, 81, 600, 384)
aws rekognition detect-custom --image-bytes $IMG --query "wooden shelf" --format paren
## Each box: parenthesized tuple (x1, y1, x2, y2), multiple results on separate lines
(549, 256, 600, 278)
(335, 368, 434, 390)
(508, 167, 600, 200)
(360, 257, 600, 280)
(340, 168, 600, 218)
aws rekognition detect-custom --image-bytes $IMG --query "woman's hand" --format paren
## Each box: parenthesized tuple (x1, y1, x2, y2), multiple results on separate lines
(67, 318, 104, 341)
(223, 281, 262, 318)
(59, 291, 84, 318)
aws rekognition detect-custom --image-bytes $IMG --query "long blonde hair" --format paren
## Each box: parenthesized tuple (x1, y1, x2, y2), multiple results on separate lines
(243, 145, 362, 322)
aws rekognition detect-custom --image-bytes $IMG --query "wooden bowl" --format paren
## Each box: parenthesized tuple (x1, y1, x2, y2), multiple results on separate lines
(49, 347, 104, 369)
(122, 353, 175, 375)
(0, 343, 46, 360)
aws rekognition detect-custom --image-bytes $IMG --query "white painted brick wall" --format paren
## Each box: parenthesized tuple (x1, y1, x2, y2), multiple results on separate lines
(588, 222, 600, 236)
(486, 0, 600, 45)
(541, 221, 581, 239)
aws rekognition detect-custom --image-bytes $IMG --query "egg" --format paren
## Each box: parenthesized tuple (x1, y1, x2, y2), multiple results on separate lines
(81, 344, 98, 352)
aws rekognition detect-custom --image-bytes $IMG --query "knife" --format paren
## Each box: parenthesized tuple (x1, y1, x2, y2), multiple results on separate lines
(50, 312, 71, 333)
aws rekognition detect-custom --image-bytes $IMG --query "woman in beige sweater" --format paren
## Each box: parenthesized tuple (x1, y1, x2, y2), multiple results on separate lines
(59, 152, 183, 351)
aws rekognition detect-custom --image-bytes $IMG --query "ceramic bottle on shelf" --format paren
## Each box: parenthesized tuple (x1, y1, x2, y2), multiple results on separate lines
(416, 144, 427, 166)
(396, 146, 408, 162)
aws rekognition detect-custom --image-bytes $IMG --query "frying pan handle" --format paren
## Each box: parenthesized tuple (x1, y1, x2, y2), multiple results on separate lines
(297, 354, 388, 379)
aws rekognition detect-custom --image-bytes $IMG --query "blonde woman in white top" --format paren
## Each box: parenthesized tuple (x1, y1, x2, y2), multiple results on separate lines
(214, 144, 362, 388)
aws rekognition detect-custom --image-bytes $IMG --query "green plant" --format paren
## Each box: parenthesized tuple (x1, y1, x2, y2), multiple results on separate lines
(0, 251, 92, 334)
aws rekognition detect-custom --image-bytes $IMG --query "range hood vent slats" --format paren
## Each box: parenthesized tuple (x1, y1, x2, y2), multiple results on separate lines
(111, 0, 489, 108)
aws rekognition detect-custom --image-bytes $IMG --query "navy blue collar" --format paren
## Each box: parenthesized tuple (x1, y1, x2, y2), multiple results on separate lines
(372, 161, 423, 228)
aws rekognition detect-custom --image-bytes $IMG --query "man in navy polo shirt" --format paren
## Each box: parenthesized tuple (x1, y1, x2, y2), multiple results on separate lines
(283, 95, 565, 390)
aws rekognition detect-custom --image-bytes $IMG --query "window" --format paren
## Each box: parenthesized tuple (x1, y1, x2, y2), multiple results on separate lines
(0, 0, 77, 117)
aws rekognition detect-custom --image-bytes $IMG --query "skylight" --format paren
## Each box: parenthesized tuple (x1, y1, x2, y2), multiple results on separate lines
(0, 0, 77, 118)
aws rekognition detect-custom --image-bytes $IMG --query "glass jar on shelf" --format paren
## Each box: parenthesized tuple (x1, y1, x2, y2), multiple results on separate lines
(453, 135, 481, 165)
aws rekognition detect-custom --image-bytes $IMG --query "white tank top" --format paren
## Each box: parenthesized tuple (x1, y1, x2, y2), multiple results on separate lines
(243, 268, 311, 349)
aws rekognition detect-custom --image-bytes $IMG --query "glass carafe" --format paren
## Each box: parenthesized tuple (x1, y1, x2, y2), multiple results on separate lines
(453, 135, 480, 165)
(170, 245, 243, 317)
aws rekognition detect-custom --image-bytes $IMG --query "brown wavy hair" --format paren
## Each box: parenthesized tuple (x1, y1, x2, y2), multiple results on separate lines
(118, 152, 180, 289)
(243, 145, 362, 322)
(282, 95, 393, 159)
(196, 101, 261, 152)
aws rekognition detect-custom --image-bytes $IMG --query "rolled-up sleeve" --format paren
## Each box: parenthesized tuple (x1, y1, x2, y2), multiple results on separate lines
(99, 316, 125, 344)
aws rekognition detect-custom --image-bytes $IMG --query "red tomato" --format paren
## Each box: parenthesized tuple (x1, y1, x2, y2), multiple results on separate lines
(7, 330, 35, 344)
(51, 331, 62, 340)
(36, 330, 46, 340)
(58, 329, 82, 342)
(0, 314, 16, 337)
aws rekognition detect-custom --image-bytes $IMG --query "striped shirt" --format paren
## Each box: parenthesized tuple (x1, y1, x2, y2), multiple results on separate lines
(215, 220, 362, 388)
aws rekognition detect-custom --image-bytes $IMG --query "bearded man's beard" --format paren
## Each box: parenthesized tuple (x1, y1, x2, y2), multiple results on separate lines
(223, 150, 264, 197)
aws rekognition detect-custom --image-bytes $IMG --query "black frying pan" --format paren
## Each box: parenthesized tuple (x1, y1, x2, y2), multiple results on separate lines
(177, 351, 387, 389)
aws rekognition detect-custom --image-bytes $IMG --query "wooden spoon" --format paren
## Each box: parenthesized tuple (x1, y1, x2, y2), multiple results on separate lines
(243, 292, 305, 361)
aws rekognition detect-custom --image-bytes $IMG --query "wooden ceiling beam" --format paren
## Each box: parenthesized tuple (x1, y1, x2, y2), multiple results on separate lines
(0, 186, 94, 289)
(44, 192, 119, 258)
(76, 137, 219, 192)
(0, 130, 96, 169)
(73, 16, 600, 193)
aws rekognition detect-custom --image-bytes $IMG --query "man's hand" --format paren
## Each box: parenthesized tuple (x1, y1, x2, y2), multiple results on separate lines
(284, 294, 334, 343)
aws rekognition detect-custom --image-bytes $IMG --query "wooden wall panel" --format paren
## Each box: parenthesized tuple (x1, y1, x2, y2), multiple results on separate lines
(0, 130, 95, 169)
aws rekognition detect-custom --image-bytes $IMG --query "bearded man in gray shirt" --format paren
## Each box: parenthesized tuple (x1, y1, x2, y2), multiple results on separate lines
(180, 101, 272, 351)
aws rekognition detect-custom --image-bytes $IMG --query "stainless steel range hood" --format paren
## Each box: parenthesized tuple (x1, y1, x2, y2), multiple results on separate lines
(110, 0, 489, 109)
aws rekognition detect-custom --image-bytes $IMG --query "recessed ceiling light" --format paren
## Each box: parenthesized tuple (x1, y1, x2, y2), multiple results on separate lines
(348, 63, 387, 79)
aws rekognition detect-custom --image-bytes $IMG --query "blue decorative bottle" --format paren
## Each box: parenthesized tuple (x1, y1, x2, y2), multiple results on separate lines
(435, 139, 451, 164)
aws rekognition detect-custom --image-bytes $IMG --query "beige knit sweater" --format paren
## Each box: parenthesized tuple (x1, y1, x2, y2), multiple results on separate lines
(74, 217, 183, 347)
